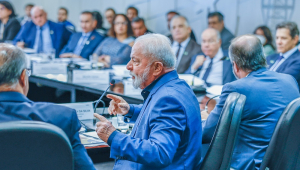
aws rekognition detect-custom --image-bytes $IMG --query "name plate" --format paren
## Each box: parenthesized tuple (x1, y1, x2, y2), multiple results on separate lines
(59, 102, 94, 120)
(32, 62, 67, 75)
(72, 70, 109, 84)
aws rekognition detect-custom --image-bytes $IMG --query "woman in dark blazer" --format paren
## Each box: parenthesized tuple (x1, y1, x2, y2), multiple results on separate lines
(0, 1, 20, 43)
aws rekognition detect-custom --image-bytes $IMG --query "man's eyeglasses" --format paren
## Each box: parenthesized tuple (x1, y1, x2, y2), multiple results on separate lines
(26, 69, 31, 77)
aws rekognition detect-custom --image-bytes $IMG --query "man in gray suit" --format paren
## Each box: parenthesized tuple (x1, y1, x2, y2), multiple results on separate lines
(208, 12, 235, 50)
(170, 15, 202, 74)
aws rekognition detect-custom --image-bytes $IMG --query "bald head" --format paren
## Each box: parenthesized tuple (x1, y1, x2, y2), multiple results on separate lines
(31, 6, 47, 27)
(229, 34, 266, 73)
(201, 28, 221, 58)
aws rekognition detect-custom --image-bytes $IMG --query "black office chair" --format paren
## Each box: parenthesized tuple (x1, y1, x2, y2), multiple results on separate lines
(0, 121, 73, 170)
(259, 98, 300, 170)
(200, 92, 246, 170)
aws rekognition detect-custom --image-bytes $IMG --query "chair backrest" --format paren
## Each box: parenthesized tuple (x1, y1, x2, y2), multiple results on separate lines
(259, 98, 300, 170)
(200, 92, 246, 170)
(0, 121, 73, 170)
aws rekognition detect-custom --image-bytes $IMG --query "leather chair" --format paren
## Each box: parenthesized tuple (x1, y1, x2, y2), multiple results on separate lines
(0, 121, 73, 170)
(200, 92, 246, 170)
(259, 98, 300, 170)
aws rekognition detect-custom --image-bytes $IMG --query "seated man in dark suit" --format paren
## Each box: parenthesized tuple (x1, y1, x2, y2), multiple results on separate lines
(267, 21, 300, 90)
(13, 6, 71, 56)
(202, 35, 300, 169)
(170, 15, 202, 74)
(0, 44, 95, 170)
(166, 11, 197, 42)
(60, 11, 105, 59)
(131, 17, 153, 37)
(58, 7, 76, 32)
(208, 12, 235, 50)
(186, 28, 235, 86)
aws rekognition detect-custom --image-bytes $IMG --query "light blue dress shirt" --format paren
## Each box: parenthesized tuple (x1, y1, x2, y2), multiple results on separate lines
(73, 31, 92, 55)
(269, 46, 298, 71)
(33, 22, 54, 54)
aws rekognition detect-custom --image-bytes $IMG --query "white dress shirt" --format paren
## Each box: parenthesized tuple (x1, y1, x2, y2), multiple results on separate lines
(172, 37, 191, 68)
(270, 46, 298, 71)
(199, 48, 224, 85)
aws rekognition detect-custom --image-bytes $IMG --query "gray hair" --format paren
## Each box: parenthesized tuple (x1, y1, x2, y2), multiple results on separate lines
(170, 15, 190, 29)
(0, 44, 27, 87)
(133, 33, 176, 69)
(229, 34, 267, 71)
(30, 6, 46, 16)
(276, 21, 299, 39)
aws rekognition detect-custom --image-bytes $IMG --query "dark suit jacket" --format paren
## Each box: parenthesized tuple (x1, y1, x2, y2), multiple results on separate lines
(220, 27, 235, 50)
(176, 39, 202, 74)
(0, 17, 21, 42)
(267, 50, 300, 90)
(110, 71, 202, 169)
(13, 20, 72, 56)
(202, 68, 299, 169)
(0, 91, 95, 170)
(60, 30, 105, 59)
(185, 50, 236, 85)
(167, 29, 197, 43)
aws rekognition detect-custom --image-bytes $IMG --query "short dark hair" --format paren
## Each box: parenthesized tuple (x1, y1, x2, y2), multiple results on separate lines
(207, 12, 224, 22)
(25, 4, 34, 8)
(276, 21, 299, 39)
(108, 14, 133, 38)
(127, 6, 138, 15)
(92, 11, 103, 29)
(167, 11, 180, 16)
(59, 7, 68, 15)
(229, 35, 267, 71)
(0, 1, 16, 18)
(81, 11, 93, 18)
(132, 17, 145, 24)
(106, 8, 116, 15)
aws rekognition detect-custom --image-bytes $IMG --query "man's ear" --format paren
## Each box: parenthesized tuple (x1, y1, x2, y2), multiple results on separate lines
(233, 61, 239, 73)
(19, 69, 27, 87)
(153, 62, 164, 76)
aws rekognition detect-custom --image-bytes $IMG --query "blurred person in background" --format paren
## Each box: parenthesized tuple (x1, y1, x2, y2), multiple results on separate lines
(105, 8, 115, 29)
(254, 26, 276, 56)
(57, 7, 75, 32)
(0, 1, 20, 43)
(126, 6, 138, 22)
(92, 11, 107, 36)
(93, 14, 133, 68)
(131, 17, 152, 37)
(18, 3, 33, 26)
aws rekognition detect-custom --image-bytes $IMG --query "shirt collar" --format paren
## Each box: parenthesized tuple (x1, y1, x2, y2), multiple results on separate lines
(36, 21, 49, 30)
(0, 91, 32, 103)
(141, 70, 177, 101)
(173, 37, 191, 48)
(280, 46, 298, 59)
(82, 31, 92, 37)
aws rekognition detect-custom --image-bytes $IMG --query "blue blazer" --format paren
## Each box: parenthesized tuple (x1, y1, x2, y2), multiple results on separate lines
(202, 68, 300, 170)
(13, 20, 71, 56)
(186, 50, 236, 85)
(60, 30, 105, 59)
(266, 50, 300, 90)
(108, 71, 202, 169)
(0, 91, 95, 170)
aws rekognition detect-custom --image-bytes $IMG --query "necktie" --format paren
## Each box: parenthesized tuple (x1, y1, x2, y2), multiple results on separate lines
(202, 59, 213, 84)
(176, 43, 181, 59)
(37, 27, 43, 53)
(271, 55, 284, 71)
(74, 35, 88, 56)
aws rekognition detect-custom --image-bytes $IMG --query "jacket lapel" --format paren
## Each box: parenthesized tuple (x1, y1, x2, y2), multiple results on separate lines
(48, 21, 56, 48)
(177, 40, 192, 73)
(276, 50, 299, 72)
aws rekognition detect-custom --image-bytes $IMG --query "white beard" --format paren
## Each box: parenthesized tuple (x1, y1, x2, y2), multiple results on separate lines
(130, 65, 151, 89)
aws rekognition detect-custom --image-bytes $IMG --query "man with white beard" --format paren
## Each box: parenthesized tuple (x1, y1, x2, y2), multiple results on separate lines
(94, 34, 202, 170)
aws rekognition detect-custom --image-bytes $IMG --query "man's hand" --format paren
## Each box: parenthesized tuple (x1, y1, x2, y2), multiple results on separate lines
(192, 55, 206, 71)
(98, 55, 111, 68)
(60, 53, 82, 58)
(94, 113, 116, 143)
(16, 42, 25, 48)
(201, 110, 209, 120)
(107, 94, 129, 116)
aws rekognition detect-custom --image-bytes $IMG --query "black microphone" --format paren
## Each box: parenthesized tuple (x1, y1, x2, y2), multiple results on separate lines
(94, 79, 115, 113)
(204, 95, 220, 112)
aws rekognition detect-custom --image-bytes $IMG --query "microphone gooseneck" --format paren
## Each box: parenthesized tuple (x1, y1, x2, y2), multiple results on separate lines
(94, 79, 115, 113)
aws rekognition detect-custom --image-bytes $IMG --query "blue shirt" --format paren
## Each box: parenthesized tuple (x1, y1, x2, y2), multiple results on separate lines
(33, 22, 54, 53)
(73, 31, 92, 55)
